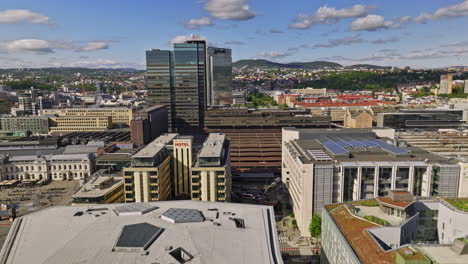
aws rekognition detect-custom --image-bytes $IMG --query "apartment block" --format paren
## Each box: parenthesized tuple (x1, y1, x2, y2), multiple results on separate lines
(282, 127, 461, 236)
(344, 109, 373, 128)
(41, 107, 133, 126)
(49, 116, 112, 133)
(191, 133, 231, 202)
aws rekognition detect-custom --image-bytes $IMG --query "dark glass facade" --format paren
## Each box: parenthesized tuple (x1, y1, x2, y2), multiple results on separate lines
(378, 110, 464, 130)
(146, 40, 207, 133)
(207, 48, 232, 106)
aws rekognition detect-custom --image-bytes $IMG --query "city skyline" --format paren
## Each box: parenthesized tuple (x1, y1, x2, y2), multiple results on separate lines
(1, 0, 468, 69)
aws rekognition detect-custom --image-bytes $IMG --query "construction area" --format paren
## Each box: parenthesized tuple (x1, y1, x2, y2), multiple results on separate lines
(398, 131, 468, 158)
(0, 180, 79, 248)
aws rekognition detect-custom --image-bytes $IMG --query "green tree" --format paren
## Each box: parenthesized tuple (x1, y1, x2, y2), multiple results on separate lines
(309, 214, 321, 237)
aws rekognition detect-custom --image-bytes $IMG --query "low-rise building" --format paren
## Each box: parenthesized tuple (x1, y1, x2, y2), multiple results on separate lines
(49, 116, 112, 133)
(321, 193, 468, 264)
(0, 201, 282, 264)
(72, 174, 124, 205)
(0, 116, 49, 136)
(282, 127, 461, 236)
(0, 153, 94, 181)
(41, 107, 133, 126)
(191, 133, 231, 202)
(344, 109, 373, 128)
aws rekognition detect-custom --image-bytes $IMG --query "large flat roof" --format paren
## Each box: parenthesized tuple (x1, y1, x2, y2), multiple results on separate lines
(198, 133, 226, 158)
(132, 134, 177, 159)
(0, 201, 282, 264)
(72, 176, 123, 199)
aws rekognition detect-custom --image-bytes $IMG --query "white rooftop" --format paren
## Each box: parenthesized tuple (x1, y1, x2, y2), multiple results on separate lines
(0, 201, 282, 264)
(198, 133, 226, 158)
(132, 134, 178, 159)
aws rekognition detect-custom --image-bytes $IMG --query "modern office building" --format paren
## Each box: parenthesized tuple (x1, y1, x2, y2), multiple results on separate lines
(321, 193, 468, 264)
(72, 174, 124, 205)
(0, 201, 283, 264)
(191, 133, 231, 202)
(41, 107, 133, 126)
(10, 92, 34, 116)
(440, 74, 453, 94)
(123, 134, 177, 203)
(206, 47, 232, 105)
(282, 127, 461, 236)
(130, 105, 168, 146)
(0, 116, 49, 136)
(377, 109, 465, 130)
(49, 116, 112, 133)
(146, 40, 207, 133)
(0, 153, 94, 181)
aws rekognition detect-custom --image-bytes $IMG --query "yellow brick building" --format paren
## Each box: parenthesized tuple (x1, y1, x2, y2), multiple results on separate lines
(49, 116, 112, 133)
(41, 107, 132, 126)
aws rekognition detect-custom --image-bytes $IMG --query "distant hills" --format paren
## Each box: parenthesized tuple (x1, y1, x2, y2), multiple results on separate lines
(233, 59, 392, 70)
(233, 59, 342, 69)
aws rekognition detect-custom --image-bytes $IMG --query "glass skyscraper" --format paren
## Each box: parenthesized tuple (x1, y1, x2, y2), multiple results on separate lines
(207, 48, 232, 105)
(146, 40, 207, 133)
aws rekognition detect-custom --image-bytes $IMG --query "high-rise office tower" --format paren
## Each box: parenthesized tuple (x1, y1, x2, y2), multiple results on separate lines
(207, 47, 232, 106)
(146, 39, 207, 133)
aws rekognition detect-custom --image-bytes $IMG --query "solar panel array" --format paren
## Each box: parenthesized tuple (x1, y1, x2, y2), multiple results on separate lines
(317, 137, 410, 155)
(307, 149, 333, 161)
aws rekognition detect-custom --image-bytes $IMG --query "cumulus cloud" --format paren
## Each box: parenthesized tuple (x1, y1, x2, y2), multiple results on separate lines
(205, 0, 255, 20)
(186, 16, 213, 29)
(224, 40, 244, 45)
(0, 39, 53, 54)
(371, 37, 400, 44)
(169, 35, 209, 46)
(257, 51, 291, 59)
(0, 9, 51, 24)
(314, 35, 363, 48)
(413, 0, 468, 23)
(77, 41, 110, 52)
(289, 4, 376, 29)
(350, 15, 397, 31)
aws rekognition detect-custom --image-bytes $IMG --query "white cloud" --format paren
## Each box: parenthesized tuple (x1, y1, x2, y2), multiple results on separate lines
(269, 28, 284, 34)
(314, 35, 363, 48)
(350, 15, 397, 31)
(0, 39, 53, 54)
(77, 41, 110, 52)
(69, 59, 122, 68)
(205, 0, 255, 20)
(186, 16, 213, 29)
(414, 0, 468, 22)
(0, 9, 51, 24)
(169, 35, 209, 46)
(289, 4, 376, 29)
(257, 51, 291, 59)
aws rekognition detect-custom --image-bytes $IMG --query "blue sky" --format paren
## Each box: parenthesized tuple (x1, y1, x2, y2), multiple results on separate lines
(1, 0, 468, 69)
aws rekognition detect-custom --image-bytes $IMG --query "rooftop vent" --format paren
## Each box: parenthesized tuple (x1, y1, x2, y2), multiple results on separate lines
(169, 247, 194, 264)
(230, 217, 245, 229)
(161, 208, 205, 224)
(113, 223, 164, 252)
(114, 203, 158, 216)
